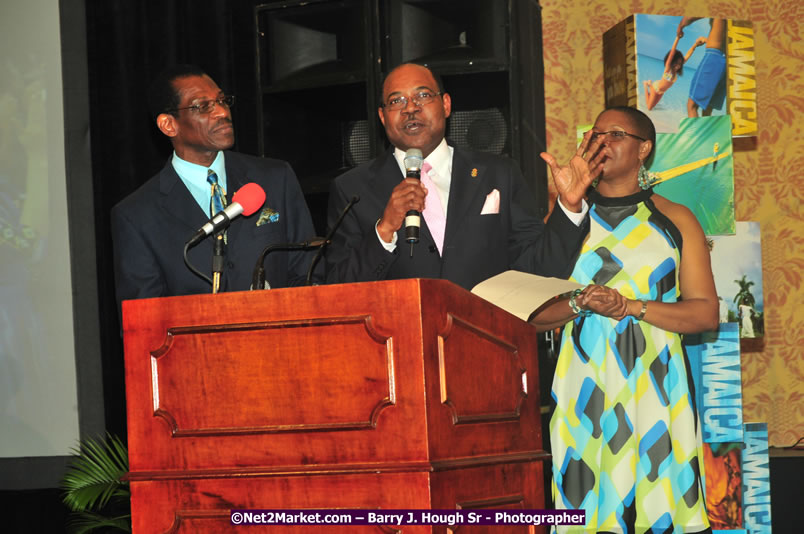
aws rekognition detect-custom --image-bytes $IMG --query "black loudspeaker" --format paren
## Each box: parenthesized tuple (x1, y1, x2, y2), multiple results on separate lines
(342, 120, 372, 167)
(265, 18, 338, 83)
(383, 0, 507, 69)
(447, 108, 509, 155)
(253, 0, 548, 231)
(255, 0, 382, 201)
(257, 0, 371, 88)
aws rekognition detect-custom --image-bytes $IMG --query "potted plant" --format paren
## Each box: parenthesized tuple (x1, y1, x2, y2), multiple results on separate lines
(60, 434, 131, 533)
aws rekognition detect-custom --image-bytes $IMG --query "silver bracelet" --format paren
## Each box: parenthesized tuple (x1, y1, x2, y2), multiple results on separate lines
(636, 299, 648, 321)
(569, 289, 591, 317)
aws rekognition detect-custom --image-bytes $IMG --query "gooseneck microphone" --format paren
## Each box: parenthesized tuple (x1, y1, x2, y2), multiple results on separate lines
(403, 148, 423, 257)
(305, 195, 360, 285)
(185, 183, 266, 248)
(183, 182, 266, 287)
(249, 195, 361, 290)
(251, 238, 328, 290)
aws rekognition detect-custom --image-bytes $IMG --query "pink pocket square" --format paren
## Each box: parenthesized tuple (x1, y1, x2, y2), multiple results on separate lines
(480, 188, 500, 215)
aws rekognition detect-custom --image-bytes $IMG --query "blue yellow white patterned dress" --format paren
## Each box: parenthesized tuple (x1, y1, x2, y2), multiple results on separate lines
(550, 188, 710, 533)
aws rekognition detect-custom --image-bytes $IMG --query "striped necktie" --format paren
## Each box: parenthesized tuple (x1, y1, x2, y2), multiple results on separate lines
(207, 169, 227, 216)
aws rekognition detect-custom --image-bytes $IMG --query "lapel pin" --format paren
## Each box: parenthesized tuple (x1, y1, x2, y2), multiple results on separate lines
(471, 168, 478, 178)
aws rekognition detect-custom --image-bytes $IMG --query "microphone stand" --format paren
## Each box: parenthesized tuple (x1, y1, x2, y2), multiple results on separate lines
(211, 231, 226, 294)
(182, 183, 266, 288)
(251, 238, 327, 290)
(306, 195, 360, 285)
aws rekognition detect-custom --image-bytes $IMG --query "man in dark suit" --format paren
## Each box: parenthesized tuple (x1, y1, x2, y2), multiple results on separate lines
(326, 63, 593, 290)
(111, 65, 318, 307)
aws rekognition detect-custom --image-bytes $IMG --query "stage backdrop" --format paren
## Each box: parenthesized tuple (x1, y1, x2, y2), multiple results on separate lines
(540, 0, 802, 447)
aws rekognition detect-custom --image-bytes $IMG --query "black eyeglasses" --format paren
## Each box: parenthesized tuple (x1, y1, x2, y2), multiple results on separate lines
(589, 130, 647, 142)
(382, 91, 442, 111)
(168, 95, 235, 114)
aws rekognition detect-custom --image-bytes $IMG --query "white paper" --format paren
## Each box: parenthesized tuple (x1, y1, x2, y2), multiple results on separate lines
(471, 270, 584, 321)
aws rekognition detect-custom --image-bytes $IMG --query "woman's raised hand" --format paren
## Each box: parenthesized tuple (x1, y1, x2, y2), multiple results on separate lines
(540, 130, 605, 212)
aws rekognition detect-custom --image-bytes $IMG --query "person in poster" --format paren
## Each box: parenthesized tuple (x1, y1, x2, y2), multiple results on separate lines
(643, 35, 707, 110)
(678, 17, 728, 118)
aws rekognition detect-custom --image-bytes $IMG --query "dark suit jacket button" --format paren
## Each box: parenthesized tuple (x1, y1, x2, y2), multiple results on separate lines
(428, 245, 437, 253)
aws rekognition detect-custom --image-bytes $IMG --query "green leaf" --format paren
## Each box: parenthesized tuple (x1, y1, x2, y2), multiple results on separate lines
(60, 434, 129, 514)
(67, 511, 131, 534)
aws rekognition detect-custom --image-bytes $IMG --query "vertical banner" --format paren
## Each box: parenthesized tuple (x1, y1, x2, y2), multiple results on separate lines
(742, 423, 772, 533)
(685, 323, 743, 443)
(726, 20, 757, 137)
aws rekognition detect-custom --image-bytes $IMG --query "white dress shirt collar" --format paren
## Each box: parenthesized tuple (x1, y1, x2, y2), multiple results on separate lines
(171, 151, 228, 216)
(392, 138, 451, 176)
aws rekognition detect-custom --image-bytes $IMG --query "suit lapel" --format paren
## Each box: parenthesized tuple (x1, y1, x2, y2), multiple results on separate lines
(157, 159, 208, 236)
(221, 151, 248, 244)
(157, 152, 249, 247)
(368, 148, 402, 208)
(444, 148, 488, 247)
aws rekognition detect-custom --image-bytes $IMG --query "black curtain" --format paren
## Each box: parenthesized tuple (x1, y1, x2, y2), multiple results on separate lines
(84, 0, 260, 437)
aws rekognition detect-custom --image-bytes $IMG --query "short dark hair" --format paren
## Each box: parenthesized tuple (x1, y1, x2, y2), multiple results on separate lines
(605, 106, 657, 162)
(147, 64, 208, 120)
(664, 49, 686, 76)
(380, 62, 445, 102)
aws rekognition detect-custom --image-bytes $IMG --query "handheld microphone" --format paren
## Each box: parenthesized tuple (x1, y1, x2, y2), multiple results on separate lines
(403, 148, 423, 256)
(186, 182, 266, 248)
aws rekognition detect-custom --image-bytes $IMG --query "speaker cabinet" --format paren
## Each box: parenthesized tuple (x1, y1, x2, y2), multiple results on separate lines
(254, 0, 548, 232)
(440, 70, 512, 156)
(448, 108, 509, 155)
(383, 0, 508, 69)
(257, 0, 372, 90)
(255, 0, 382, 192)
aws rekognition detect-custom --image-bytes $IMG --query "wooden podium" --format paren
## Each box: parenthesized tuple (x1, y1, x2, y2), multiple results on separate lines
(122, 279, 548, 532)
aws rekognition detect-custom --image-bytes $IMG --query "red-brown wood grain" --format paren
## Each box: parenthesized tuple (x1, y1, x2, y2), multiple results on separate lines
(122, 279, 547, 533)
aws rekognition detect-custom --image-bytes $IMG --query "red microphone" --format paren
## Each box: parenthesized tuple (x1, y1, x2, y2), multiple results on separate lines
(231, 182, 266, 216)
(186, 182, 266, 247)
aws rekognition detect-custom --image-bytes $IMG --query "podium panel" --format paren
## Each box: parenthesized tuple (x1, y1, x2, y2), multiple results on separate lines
(150, 317, 394, 436)
(122, 279, 547, 532)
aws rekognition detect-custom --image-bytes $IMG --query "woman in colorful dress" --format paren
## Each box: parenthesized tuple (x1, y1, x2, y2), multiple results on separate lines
(534, 106, 718, 533)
